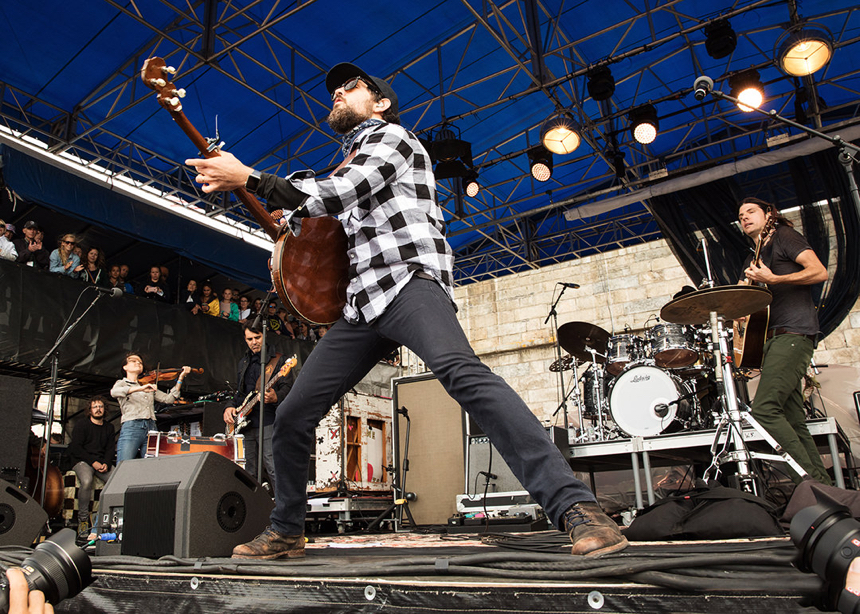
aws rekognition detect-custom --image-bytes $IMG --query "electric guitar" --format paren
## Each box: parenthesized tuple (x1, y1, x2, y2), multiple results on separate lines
(141, 57, 348, 325)
(732, 216, 776, 369)
(226, 355, 298, 437)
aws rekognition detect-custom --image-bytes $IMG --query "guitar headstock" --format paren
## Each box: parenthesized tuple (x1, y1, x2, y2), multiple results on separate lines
(281, 355, 298, 375)
(141, 57, 187, 114)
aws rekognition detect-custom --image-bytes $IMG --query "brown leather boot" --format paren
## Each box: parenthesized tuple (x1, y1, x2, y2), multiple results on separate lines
(563, 501, 628, 556)
(232, 526, 306, 559)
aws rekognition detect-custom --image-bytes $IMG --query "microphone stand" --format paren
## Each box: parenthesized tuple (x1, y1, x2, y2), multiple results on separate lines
(545, 285, 569, 430)
(709, 88, 860, 218)
(36, 287, 106, 506)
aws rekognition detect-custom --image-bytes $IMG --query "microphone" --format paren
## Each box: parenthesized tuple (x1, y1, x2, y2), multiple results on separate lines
(559, 282, 580, 289)
(693, 75, 714, 101)
(654, 403, 669, 418)
(94, 286, 123, 298)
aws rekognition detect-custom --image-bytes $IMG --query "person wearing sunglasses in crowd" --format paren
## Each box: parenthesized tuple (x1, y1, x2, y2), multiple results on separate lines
(49, 234, 84, 277)
(0, 219, 18, 261)
(186, 63, 628, 560)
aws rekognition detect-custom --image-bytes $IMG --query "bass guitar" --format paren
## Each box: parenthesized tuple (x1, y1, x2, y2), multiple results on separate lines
(732, 215, 776, 369)
(226, 355, 298, 437)
(141, 57, 348, 325)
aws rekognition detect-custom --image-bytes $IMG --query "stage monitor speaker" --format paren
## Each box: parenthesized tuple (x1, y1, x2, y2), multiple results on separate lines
(0, 375, 35, 476)
(392, 373, 465, 527)
(0, 479, 48, 547)
(465, 414, 568, 496)
(95, 452, 273, 558)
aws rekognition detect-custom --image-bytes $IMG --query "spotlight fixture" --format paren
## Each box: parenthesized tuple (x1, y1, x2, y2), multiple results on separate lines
(629, 104, 659, 145)
(704, 19, 737, 60)
(587, 66, 615, 101)
(776, 24, 834, 77)
(540, 110, 582, 155)
(612, 150, 626, 179)
(728, 69, 764, 112)
(464, 170, 480, 197)
(527, 147, 553, 182)
(423, 124, 475, 182)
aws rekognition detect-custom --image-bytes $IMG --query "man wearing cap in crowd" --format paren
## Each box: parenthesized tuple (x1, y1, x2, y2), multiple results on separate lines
(186, 62, 627, 560)
(0, 219, 17, 261)
(13, 220, 50, 269)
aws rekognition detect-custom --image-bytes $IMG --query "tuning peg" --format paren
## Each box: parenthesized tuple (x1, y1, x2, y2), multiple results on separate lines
(163, 65, 177, 75)
(168, 97, 183, 110)
(149, 78, 167, 88)
(170, 88, 186, 98)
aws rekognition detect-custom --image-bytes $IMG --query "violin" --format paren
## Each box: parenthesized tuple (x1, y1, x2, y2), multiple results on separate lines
(139, 367, 203, 385)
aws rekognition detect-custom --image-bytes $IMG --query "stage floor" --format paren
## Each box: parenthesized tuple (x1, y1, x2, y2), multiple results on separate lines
(39, 531, 825, 613)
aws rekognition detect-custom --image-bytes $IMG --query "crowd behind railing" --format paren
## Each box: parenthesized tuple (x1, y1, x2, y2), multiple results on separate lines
(0, 217, 332, 343)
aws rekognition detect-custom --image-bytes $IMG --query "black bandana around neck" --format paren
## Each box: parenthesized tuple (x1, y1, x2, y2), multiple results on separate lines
(341, 119, 385, 158)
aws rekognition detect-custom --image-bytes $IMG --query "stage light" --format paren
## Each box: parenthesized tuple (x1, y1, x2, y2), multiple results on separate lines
(612, 150, 626, 179)
(527, 147, 553, 182)
(704, 19, 737, 60)
(434, 159, 469, 180)
(629, 104, 659, 144)
(776, 24, 833, 77)
(464, 170, 480, 197)
(587, 66, 615, 102)
(729, 69, 764, 112)
(540, 111, 581, 155)
(425, 124, 475, 182)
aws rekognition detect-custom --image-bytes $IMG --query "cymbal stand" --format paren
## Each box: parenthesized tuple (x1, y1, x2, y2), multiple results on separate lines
(586, 347, 609, 442)
(702, 312, 808, 493)
(545, 286, 572, 429)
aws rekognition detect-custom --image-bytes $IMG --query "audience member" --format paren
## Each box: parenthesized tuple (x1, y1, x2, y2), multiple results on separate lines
(0, 219, 17, 261)
(199, 283, 220, 316)
(49, 234, 84, 277)
(67, 396, 114, 535)
(238, 295, 252, 323)
(181, 279, 202, 313)
(111, 353, 190, 462)
(77, 246, 108, 287)
(252, 297, 263, 315)
(14, 220, 50, 269)
(107, 265, 123, 290)
(140, 265, 170, 302)
(220, 288, 240, 321)
(118, 264, 135, 294)
(3, 222, 14, 241)
(264, 302, 286, 335)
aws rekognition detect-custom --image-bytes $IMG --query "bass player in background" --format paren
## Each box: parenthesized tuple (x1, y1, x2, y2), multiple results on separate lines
(223, 321, 295, 495)
(737, 196, 830, 484)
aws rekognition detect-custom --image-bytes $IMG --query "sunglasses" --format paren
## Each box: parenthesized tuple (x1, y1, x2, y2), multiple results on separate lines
(62, 240, 76, 245)
(330, 76, 379, 101)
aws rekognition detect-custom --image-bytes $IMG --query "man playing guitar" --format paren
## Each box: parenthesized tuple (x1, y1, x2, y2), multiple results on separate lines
(737, 196, 830, 484)
(223, 321, 295, 494)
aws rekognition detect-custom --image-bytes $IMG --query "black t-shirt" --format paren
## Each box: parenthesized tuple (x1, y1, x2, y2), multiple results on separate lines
(68, 419, 116, 466)
(742, 224, 820, 336)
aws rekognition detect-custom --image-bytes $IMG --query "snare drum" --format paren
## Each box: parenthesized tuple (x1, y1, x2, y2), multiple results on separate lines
(647, 323, 698, 369)
(145, 431, 246, 469)
(608, 365, 695, 437)
(606, 334, 645, 375)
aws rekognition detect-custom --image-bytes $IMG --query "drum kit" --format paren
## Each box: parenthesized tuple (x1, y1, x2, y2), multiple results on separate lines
(554, 282, 807, 494)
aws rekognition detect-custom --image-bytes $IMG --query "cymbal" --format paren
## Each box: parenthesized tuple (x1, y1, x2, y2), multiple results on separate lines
(549, 355, 574, 372)
(660, 284, 772, 324)
(557, 321, 610, 363)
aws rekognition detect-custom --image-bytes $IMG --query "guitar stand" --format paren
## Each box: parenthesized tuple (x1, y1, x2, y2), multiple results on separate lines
(366, 406, 418, 532)
(702, 311, 807, 494)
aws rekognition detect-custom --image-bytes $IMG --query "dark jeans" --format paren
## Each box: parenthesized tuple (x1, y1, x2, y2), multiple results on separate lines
(752, 334, 831, 484)
(71, 461, 113, 523)
(270, 276, 595, 534)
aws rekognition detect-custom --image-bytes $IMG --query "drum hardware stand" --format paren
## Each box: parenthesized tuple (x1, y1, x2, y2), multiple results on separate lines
(546, 284, 576, 430)
(586, 348, 610, 441)
(552, 361, 587, 437)
(702, 311, 808, 494)
(368, 406, 417, 531)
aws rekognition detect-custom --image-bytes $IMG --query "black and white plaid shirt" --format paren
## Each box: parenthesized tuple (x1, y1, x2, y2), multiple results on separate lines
(256, 122, 454, 323)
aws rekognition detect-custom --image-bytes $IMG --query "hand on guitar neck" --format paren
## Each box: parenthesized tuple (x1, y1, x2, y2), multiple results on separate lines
(186, 151, 254, 194)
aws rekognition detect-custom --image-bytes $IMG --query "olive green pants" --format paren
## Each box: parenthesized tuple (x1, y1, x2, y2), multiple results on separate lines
(751, 333, 831, 484)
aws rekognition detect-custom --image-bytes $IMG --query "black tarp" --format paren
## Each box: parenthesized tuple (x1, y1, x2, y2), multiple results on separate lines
(0, 259, 310, 394)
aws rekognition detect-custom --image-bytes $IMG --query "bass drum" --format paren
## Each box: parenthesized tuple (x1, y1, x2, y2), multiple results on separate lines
(608, 365, 694, 437)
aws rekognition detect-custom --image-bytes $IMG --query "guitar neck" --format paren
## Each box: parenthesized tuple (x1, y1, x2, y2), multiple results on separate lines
(170, 113, 280, 241)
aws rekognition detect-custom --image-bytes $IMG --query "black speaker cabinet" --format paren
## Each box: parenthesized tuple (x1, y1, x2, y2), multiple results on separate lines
(95, 452, 273, 558)
(465, 415, 568, 496)
(0, 375, 35, 475)
(391, 373, 466, 526)
(0, 479, 48, 547)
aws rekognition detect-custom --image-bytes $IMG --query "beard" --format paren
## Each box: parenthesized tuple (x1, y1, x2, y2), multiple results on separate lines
(327, 101, 373, 134)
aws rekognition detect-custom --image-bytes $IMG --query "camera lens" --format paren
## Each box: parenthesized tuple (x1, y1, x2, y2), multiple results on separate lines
(1, 528, 92, 612)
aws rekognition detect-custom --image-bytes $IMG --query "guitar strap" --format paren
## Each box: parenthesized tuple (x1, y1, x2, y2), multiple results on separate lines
(260, 353, 284, 388)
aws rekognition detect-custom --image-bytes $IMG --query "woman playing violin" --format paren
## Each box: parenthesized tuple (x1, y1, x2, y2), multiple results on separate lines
(110, 352, 191, 463)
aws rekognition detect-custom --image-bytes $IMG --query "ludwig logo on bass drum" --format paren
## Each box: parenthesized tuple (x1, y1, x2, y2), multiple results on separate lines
(630, 374, 651, 383)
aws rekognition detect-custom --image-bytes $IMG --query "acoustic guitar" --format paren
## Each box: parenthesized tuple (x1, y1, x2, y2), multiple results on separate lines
(227, 355, 298, 438)
(141, 57, 348, 324)
(732, 215, 776, 369)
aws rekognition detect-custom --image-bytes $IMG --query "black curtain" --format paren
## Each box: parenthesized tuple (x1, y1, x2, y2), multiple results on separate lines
(648, 149, 860, 338)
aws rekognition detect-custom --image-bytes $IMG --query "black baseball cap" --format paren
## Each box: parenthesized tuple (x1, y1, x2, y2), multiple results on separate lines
(325, 63, 399, 116)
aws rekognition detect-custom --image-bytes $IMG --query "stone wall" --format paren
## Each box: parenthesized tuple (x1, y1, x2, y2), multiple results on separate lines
(452, 238, 860, 424)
